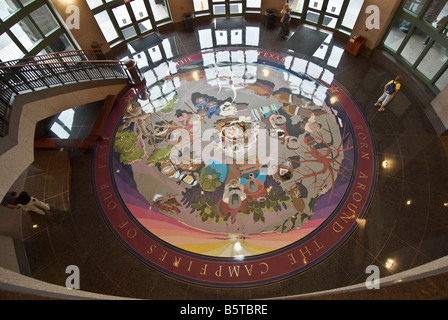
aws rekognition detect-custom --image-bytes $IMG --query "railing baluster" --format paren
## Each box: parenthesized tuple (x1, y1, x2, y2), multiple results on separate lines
(0, 49, 133, 137)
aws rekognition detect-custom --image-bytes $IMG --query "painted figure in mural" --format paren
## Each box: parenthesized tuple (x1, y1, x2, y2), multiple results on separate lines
(112, 56, 353, 248)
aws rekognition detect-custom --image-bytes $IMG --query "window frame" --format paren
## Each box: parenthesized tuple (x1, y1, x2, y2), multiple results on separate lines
(88, 0, 172, 47)
(0, 0, 78, 60)
(382, 0, 448, 94)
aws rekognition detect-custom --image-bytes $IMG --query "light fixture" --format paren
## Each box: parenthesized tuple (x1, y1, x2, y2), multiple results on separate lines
(406, 200, 412, 205)
(329, 96, 338, 104)
(385, 258, 394, 269)
(356, 218, 366, 227)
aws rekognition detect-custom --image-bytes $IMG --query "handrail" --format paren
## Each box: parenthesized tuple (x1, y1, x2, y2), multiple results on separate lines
(0, 60, 126, 69)
(0, 49, 104, 66)
(0, 50, 140, 138)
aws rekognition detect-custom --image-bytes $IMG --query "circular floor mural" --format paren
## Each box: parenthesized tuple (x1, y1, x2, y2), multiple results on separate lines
(93, 49, 376, 287)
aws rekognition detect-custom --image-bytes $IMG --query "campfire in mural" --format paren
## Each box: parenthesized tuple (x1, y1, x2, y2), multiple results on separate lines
(113, 59, 354, 239)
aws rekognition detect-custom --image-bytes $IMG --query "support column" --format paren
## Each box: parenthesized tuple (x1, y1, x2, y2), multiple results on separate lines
(350, 0, 402, 51)
(50, 0, 111, 54)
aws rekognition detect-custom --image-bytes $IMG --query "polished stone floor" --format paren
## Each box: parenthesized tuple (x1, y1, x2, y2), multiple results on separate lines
(12, 18, 448, 299)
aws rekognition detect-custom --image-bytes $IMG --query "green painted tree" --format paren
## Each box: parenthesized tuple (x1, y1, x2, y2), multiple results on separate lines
(114, 130, 144, 164)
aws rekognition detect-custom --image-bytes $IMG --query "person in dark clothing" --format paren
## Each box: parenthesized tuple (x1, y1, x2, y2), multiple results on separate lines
(1, 191, 50, 215)
(280, 7, 292, 38)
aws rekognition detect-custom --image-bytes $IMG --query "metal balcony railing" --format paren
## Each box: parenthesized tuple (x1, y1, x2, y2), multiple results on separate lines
(0, 50, 138, 137)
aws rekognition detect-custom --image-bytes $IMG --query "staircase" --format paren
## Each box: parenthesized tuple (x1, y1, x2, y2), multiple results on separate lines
(0, 50, 139, 138)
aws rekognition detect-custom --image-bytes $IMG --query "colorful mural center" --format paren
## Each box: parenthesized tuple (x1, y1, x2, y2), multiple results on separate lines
(93, 49, 376, 286)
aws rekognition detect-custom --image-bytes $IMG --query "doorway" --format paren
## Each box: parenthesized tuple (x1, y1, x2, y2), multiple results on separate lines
(211, 0, 244, 16)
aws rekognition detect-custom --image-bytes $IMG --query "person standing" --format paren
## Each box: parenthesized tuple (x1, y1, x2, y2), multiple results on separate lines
(1, 191, 50, 215)
(374, 75, 402, 112)
(280, 7, 292, 39)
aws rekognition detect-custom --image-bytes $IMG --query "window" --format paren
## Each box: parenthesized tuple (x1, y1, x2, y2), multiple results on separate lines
(0, 0, 77, 60)
(0, 0, 20, 21)
(0, 32, 23, 61)
(435, 68, 448, 90)
(29, 5, 59, 35)
(400, 28, 428, 65)
(341, 0, 364, 30)
(384, 17, 411, 52)
(113, 4, 132, 28)
(417, 41, 448, 80)
(193, 0, 209, 12)
(10, 17, 42, 50)
(290, 0, 364, 32)
(383, 0, 448, 94)
(403, 0, 429, 16)
(94, 11, 118, 43)
(88, 0, 171, 45)
(131, 0, 149, 21)
(149, 0, 170, 22)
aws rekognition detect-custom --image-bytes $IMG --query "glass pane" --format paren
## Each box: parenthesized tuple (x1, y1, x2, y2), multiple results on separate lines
(247, 0, 261, 8)
(306, 10, 320, 23)
(30, 5, 59, 36)
(86, 0, 103, 9)
(112, 4, 132, 27)
(52, 34, 74, 52)
(131, 0, 148, 21)
(229, 3, 242, 14)
(423, 1, 448, 26)
(341, 0, 364, 30)
(384, 17, 411, 52)
(290, 0, 304, 14)
(326, 0, 344, 15)
(194, 0, 209, 11)
(150, 0, 170, 21)
(17, 0, 32, 6)
(435, 67, 448, 90)
(0, 0, 20, 21)
(417, 41, 448, 80)
(138, 19, 152, 33)
(400, 29, 428, 65)
(403, 0, 428, 16)
(0, 33, 23, 61)
(213, 4, 226, 15)
(323, 15, 337, 28)
(38, 46, 52, 55)
(94, 11, 119, 42)
(309, 0, 324, 11)
(122, 25, 137, 40)
(10, 17, 42, 50)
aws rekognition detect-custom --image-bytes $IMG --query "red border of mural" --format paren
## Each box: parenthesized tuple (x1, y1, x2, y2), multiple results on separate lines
(92, 49, 376, 287)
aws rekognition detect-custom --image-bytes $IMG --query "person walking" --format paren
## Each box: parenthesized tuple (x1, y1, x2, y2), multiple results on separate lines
(280, 7, 292, 39)
(374, 75, 402, 112)
(1, 191, 50, 215)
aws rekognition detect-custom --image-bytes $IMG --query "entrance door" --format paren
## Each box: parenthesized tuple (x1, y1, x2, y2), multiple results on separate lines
(305, 0, 343, 29)
(302, 0, 363, 31)
(212, 0, 244, 16)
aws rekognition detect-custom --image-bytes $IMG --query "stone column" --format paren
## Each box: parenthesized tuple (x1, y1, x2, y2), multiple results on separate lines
(350, 0, 402, 50)
(50, 0, 111, 54)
